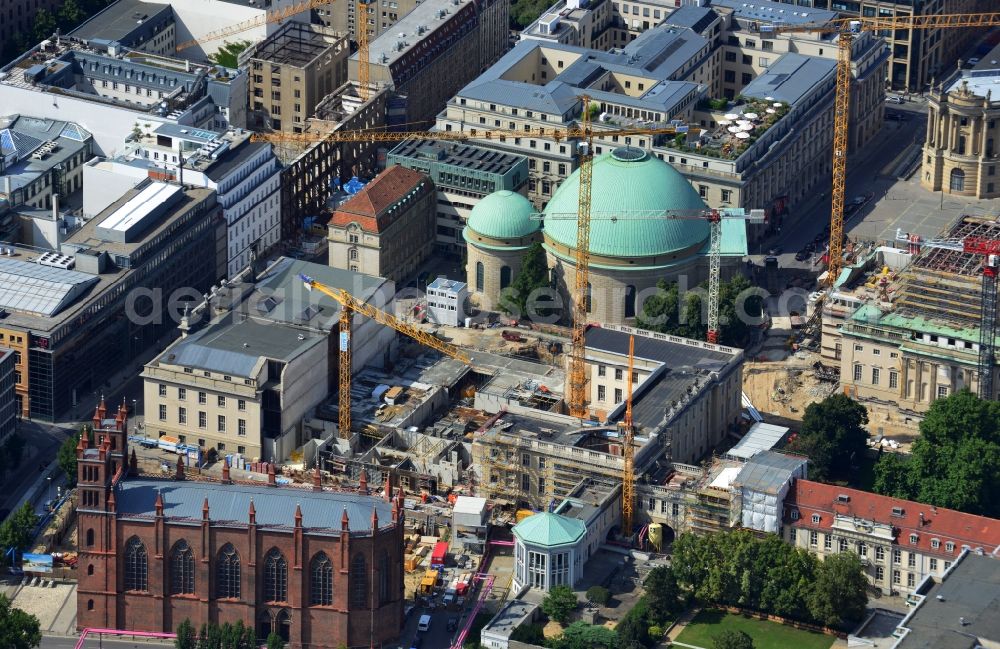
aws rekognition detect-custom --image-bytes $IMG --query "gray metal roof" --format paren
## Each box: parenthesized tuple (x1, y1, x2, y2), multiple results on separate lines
(167, 314, 324, 377)
(70, 0, 173, 44)
(457, 34, 703, 116)
(0, 115, 93, 192)
(115, 477, 395, 532)
(731, 450, 807, 495)
(0, 257, 100, 317)
(357, 0, 474, 69)
(726, 421, 789, 460)
(740, 53, 836, 106)
(709, 0, 837, 26)
(663, 6, 719, 33)
(895, 552, 1000, 649)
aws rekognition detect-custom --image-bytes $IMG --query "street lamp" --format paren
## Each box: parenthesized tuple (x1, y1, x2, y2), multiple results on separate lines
(46, 477, 52, 502)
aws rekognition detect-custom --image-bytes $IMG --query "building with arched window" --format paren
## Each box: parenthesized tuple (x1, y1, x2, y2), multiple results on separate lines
(466, 149, 748, 323)
(922, 60, 1000, 200)
(76, 400, 405, 648)
(464, 190, 543, 311)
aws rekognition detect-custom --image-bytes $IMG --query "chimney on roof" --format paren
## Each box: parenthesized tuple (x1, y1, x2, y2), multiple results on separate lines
(222, 456, 231, 483)
(154, 489, 164, 517)
(359, 468, 368, 494)
(313, 463, 323, 491)
(202, 497, 210, 521)
(248, 498, 256, 525)
(267, 462, 276, 486)
(175, 454, 185, 480)
(129, 449, 137, 476)
(341, 507, 350, 531)
(919, 512, 925, 526)
(384, 472, 392, 501)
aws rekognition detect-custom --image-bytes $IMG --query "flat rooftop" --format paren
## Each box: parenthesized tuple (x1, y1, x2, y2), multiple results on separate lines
(65, 183, 214, 258)
(358, 0, 475, 69)
(741, 53, 837, 106)
(482, 600, 537, 639)
(387, 139, 527, 175)
(587, 326, 740, 433)
(711, 0, 837, 27)
(247, 22, 346, 68)
(726, 422, 790, 460)
(894, 551, 1000, 649)
(163, 312, 325, 378)
(70, 0, 172, 43)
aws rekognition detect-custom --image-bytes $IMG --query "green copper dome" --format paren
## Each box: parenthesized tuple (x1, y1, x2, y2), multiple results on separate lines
(543, 147, 709, 258)
(513, 512, 586, 548)
(466, 190, 540, 240)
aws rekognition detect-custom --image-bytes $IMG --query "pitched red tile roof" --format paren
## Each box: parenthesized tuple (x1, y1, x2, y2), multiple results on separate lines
(330, 166, 430, 234)
(785, 479, 1000, 558)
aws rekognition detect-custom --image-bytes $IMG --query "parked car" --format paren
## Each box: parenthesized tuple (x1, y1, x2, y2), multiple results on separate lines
(409, 636, 423, 649)
(447, 617, 459, 632)
(418, 615, 432, 632)
(795, 250, 810, 262)
(886, 95, 905, 104)
(969, 57, 981, 66)
(767, 245, 783, 255)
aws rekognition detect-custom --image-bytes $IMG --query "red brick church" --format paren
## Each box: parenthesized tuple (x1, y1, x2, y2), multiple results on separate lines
(76, 400, 405, 648)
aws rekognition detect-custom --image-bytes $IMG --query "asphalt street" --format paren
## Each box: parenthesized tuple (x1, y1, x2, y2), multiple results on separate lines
(0, 420, 70, 521)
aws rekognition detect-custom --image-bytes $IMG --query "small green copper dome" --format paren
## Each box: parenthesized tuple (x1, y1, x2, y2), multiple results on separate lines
(543, 147, 709, 258)
(466, 190, 540, 240)
(513, 512, 586, 548)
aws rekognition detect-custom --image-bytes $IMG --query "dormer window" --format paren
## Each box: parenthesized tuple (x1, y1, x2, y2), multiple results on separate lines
(945, 542, 955, 553)
(931, 539, 940, 549)
(811, 514, 820, 524)
(790, 509, 799, 520)
(909, 533, 918, 545)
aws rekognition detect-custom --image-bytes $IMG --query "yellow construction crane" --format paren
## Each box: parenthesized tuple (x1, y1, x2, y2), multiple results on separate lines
(357, 0, 370, 100)
(254, 112, 681, 418)
(567, 98, 595, 418)
(620, 334, 636, 535)
(300, 274, 471, 438)
(759, 11, 1000, 285)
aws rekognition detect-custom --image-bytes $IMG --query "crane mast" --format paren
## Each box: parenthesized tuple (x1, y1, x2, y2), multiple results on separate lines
(621, 335, 635, 535)
(357, 0, 371, 101)
(568, 97, 594, 419)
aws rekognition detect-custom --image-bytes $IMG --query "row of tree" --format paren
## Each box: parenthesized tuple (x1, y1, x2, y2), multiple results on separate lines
(175, 619, 285, 649)
(654, 531, 868, 632)
(873, 389, 1000, 517)
(787, 389, 1000, 518)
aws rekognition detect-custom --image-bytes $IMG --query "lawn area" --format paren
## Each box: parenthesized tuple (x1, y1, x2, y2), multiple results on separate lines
(675, 609, 835, 649)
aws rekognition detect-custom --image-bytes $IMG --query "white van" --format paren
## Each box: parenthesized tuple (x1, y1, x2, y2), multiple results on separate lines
(417, 615, 432, 632)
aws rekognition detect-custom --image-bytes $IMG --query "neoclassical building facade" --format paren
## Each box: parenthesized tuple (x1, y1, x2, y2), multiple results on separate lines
(76, 401, 405, 648)
(922, 73, 1000, 199)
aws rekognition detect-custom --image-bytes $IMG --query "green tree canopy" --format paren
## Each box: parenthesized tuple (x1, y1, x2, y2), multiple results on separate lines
(57, 426, 93, 486)
(209, 41, 253, 69)
(550, 621, 618, 649)
(510, 0, 552, 28)
(873, 389, 1000, 517)
(176, 619, 197, 649)
(712, 629, 755, 649)
(0, 503, 40, 562)
(614, 597, 652, 648)
(586, 585, 611, 607)
(503, 242, 550, 317)
(266, 632, 285, 649)
(807, 552, 869, 628)
(666, 529, 867, 628)
(636, 276, 761, 347)
(510, 623, 546, 645)
(643, 567, 683, 623)
(787, 394, 869, 481)
(542, 585, 579, 626)
(0, 594, 41, 649)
